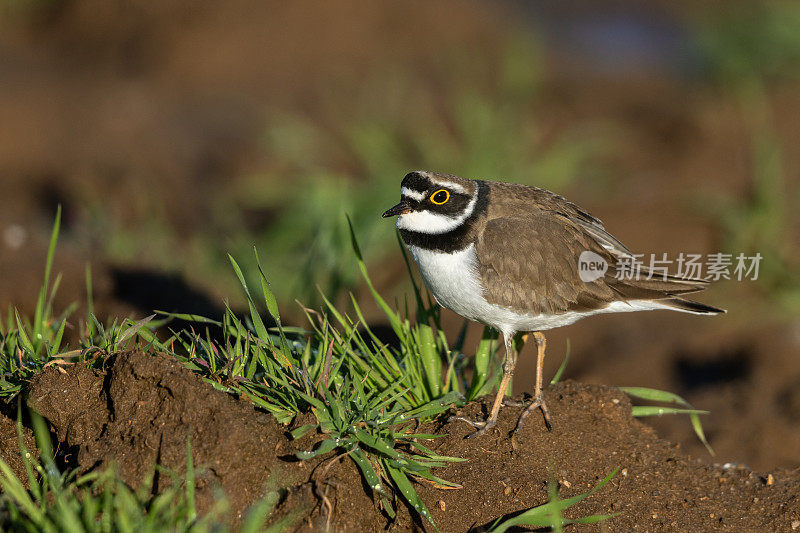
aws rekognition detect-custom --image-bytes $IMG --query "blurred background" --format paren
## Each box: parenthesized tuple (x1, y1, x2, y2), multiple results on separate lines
(1, 0, 798, 469)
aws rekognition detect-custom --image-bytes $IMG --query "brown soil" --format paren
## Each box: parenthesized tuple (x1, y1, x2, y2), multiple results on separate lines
(0, 403, 37, 484)
(419, 382, 800, 532)
(4, 351, 797, 531)
(25, 351, 294, 523)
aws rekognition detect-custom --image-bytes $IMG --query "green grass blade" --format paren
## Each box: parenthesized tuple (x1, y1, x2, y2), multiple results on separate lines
(0, 457, 47, 527)
(407, 442, 466, 463)
(85, 262, 95, 339)
(296, 438, 338, 460)
(185, 438, 196, 524)
(155, 311, 222, 326)
(116, 314, 156, 347)
(398, 390, 463, 421)
(228, 254, 271, 343)
(689, 412, 715, 456)
(489, 469, 617, 532)
(395, 231, 425, 310)
(290, 424, 316, 440)
(48, 319, 66, 358)
(620, 387, 714, 455)
(384, 460, 437, 530)
(254, 247, 282, 324)
(630, 406, 709, 417)
(549, 478, 564, 533)
(468, 327, 497, 401)
(14, 309, 35, 356)
(52, 492, 84, 533)
(620, 387, 691, 404)
(353, 430, 401, 460)
(347, 216, 403, 334)
(550, 339, 570, 384)
(350, 449, 384, 495)
(31, 410, 58, 486)
(34, 205, 61, 344)
(417, 325, 441, 398)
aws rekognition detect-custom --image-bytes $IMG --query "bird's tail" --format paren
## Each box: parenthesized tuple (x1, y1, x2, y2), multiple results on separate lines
(658, 297, 726, 315)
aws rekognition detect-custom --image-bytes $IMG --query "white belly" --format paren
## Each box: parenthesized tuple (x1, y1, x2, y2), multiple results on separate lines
(406, 243, 669, 337)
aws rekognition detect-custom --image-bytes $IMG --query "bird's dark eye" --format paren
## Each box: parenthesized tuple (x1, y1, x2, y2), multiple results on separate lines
(430, 189, 450, 205)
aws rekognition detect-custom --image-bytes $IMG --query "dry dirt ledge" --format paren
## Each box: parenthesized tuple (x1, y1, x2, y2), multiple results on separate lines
(0, 351, 795, 531)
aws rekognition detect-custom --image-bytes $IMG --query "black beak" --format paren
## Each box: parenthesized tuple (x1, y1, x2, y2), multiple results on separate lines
(382, 200, 411, 218)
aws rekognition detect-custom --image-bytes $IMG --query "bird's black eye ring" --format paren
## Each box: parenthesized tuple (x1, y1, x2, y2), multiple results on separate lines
(430, 189, 450, 205)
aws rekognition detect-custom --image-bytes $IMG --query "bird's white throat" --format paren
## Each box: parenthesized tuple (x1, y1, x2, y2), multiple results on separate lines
(396, 190, 478, 234)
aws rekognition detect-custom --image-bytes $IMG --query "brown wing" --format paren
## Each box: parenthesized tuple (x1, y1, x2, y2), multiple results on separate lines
(476, 213, 710, 315)
(482, 180, 634, 259)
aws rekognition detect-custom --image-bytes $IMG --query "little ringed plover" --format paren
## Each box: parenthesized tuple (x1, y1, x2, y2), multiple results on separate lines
(382, 171, 725, 437)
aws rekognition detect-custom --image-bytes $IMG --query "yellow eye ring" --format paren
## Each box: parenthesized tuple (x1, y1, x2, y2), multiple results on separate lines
(430, 189, 450, 205)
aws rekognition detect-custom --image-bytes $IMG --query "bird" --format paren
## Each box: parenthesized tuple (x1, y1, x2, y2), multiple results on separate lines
(382, 170, 725, 437)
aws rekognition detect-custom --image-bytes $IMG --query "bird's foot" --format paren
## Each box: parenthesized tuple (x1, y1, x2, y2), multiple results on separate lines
(448, 415, 497, 438)
(513, 393, 553, 434)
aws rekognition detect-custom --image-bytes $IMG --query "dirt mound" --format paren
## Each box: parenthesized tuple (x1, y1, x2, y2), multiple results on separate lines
(26, 351, 293, 522)
(418, 382, 800, 532)
(17, 353, 800, 531)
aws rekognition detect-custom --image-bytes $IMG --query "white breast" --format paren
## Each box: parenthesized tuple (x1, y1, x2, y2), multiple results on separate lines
(407, 243, 554, 337)
(406, 243, 675, 337)
(407, 243, 488, 322)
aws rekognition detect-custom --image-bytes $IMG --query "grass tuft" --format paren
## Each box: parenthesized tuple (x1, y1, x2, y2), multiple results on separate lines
(487, 469, 618, 532)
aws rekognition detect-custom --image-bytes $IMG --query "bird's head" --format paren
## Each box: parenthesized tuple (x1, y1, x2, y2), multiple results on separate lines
(382, 171, 479, 234)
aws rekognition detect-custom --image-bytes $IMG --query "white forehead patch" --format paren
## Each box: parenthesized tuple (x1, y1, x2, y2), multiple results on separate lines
(396, 192, 478, 234)
(400, 187, 426, 202)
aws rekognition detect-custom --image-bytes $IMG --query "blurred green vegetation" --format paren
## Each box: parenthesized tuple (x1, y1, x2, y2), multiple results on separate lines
(225, 37, 607, 305)
(9, 2, 794, 320)
(694, 1, 800, 83)
(712, 106, 800, 314)
(693, 2, 800, 314)
(0, 0, 60, 17)
(96, 3, 800, 314)
(91, 36, 607, 308)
